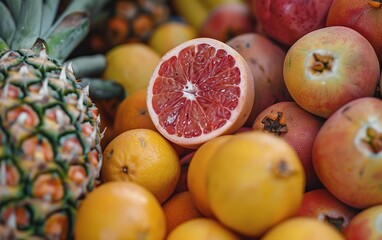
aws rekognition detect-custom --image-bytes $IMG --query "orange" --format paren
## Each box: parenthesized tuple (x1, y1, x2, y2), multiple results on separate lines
(206, 131, 305, 237)
(261, 217, 345, 240)
(113, 89, 156, 137)
(100, 128, 180, 204)
(103, 43, 160, 95)
(146, 37, 254, 149)
(74, 181, 166, 240)
(162, 191, 203, 234)
(167, 218, 240, 240)
(148, 21, 197, 56)
(187, 135, 234, 217)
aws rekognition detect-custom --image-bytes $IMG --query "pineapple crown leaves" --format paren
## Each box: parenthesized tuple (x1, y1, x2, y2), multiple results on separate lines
(0, 0, 111, 63)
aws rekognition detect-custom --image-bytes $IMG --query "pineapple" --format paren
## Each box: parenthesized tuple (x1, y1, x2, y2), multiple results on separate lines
(0, 0, 110, 239)
(80, 0, 170, 54)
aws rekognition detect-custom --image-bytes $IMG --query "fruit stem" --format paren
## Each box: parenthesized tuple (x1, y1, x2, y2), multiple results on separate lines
(272, 160, 294, 178)
(310, 53, 334, 73)
(261, 112, 287, 135)
(361, 126, 382, 154)
(368, 0, 382, 8)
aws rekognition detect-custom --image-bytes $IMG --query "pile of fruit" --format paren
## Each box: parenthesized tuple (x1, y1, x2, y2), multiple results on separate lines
(1, 0, 382, 239)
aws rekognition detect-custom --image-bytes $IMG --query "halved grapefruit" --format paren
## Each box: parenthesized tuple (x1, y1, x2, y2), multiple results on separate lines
(146, 38, 254, 149)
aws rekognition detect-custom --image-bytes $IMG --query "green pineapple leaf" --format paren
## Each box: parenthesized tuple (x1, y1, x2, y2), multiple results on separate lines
(43, 0, 111, 39)
(40, 0, 60, 37)
(44, 12, 90, 63)
(3, 0, 21, 22)
(0, 37, 10, 52)
(65, 54, 107, 79)
(10, 0, 43, 50)
(58, 0, 110, 20)
(79, 78, 126, 101)
(0, 1, 16, 45)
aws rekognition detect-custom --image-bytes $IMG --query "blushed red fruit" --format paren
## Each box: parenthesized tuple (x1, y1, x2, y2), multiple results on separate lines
(284, 26, 380, 118)
(227, 33, 292, 126)
(380, 73, 382, 97)
(326, 0, 382, 64)
(198, 2, 255, 42)
(313, 97, 382, 209)
(251, 0, 333, 46)
(252, 101, 324, 191)
(234, 126, 252, 134)
(173, 151, 195, 195)
(297, 188, 359, 232)
(344, 204, 382, 240)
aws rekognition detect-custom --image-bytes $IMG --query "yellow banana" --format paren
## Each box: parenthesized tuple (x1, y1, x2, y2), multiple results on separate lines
(202, 0, 245, 10)
(170, 0, 209, 30)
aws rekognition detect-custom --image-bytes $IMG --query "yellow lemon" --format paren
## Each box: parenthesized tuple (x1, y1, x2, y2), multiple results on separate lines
(74, 181, 166, 240)
(103, 43, 160, 95)
(206, 131, 305, 237)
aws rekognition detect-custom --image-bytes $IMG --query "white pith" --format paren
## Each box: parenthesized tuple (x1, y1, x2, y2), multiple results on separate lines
(182, 81, 197, 101)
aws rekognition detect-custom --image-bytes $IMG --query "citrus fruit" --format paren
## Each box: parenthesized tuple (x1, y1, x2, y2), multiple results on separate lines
(113, 88, 157, 137)
(148, 21, 197, 56)
(103, 43, 161, 95)
(74, 181, 166, 240)
(261, 217, 345, 240)
(206, 131, 305, 237)
(100, 128, 181, 204)
(162, 191, 204, 234)
(187, 134, 234, 217)
(146, 37, 255, 149)
(167, 218, 240, 240)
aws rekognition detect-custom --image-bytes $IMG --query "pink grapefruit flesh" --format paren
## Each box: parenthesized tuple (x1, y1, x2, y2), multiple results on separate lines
(147, 38, 254, 149)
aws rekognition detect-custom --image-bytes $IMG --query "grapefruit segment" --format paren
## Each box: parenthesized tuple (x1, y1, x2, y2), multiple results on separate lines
(147, 38, 254, 148)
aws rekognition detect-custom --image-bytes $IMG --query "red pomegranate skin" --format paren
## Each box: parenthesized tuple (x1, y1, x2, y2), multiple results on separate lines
(297, 188, 359, 232)
(283, 26, 380, 119)
(326, 0, 382, 64)
(344, 204, 382, 240)
(227, 33, 292, 127)
(173, 151, 195, 195)
(198, 2, 255, 43)
(252, 101, 324, 191)
(313, 97, 382, 209)
(252, 0, 333, 46)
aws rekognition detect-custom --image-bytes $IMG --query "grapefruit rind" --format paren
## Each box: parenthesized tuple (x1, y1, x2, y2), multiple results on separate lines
(147, 38, 254, 148)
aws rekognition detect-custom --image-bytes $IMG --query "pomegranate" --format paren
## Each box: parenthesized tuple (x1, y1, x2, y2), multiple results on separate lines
(326, 0, 382, 64)
(198, 2, 255, 42)
(344, 204, 382, 240)
(284, 26, 380, 118)
(251, 0, 333, 47)
(227, 33, 292, 126)
(252, 101, 324, 191)
(313, 97, 382, 209)
(297, 188, 359, 232)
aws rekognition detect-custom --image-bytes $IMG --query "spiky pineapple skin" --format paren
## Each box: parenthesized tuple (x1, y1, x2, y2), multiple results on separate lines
(77, 0, 170, 55)
(0, 47, 102, 239)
